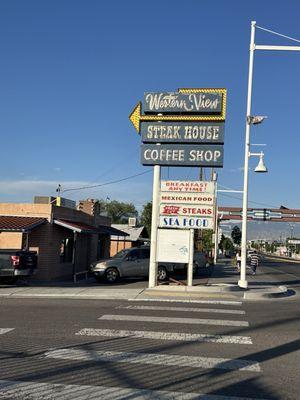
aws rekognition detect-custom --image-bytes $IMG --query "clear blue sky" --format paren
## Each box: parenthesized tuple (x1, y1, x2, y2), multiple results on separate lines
(1, 0, 300, 212)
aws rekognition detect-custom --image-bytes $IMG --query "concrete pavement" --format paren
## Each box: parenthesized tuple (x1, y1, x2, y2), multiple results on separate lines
(0, 259, 297, 302)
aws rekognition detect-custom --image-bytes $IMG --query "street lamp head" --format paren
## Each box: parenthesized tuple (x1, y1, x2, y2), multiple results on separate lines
(254, 153, 268, 173)
(247, 115, 268, 125)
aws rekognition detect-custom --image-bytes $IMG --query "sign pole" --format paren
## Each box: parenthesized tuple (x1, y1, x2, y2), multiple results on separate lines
(187, 228, 194, 287)
(148, 165, 161, 288)
(213, 182, 218, 264)
(214, 206, 219, 265)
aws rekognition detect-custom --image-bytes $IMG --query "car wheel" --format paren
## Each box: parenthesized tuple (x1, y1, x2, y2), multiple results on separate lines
(193, 261, 199, 275)
(105, 268, 119, 284)
(157, 266, 168, 282)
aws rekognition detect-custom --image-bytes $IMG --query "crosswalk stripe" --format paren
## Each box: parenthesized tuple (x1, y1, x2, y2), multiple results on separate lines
(118, 305, 246, 315)
(128, 298, 243, 306)
(45, 348, 261, 372)
(0, 328, 14, 335)
(0, 379, 268, 399)
(99, 314, 249, 327)
(76, 328, 253, 344)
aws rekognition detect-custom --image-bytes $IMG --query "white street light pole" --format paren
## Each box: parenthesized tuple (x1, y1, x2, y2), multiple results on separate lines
(239, 21, 256, 289)
(239, 22, 300, 289)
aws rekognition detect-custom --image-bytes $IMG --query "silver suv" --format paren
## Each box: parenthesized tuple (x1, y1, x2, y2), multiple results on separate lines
(90, 246, 209, 283)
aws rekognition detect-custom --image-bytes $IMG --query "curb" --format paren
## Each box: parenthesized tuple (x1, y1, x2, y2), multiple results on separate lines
(243, 285, 295, 300)
(139, 284, 297, 302)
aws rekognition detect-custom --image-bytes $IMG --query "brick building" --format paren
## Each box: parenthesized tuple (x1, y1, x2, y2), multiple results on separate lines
(0, 199, 126, 281)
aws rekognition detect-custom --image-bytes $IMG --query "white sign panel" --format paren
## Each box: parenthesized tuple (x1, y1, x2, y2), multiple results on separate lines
(157, 229, 190, 263)
(160, 193, 214, 205)
(288, 239, 300, 245)
(159, 216, 214, 229)
(161, 180, 215, 194)
(160, 204, 214, 218)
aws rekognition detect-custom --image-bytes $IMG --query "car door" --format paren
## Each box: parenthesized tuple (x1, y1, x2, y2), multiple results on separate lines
(138, 248, 150, 276)
(121, 249, 140, 277)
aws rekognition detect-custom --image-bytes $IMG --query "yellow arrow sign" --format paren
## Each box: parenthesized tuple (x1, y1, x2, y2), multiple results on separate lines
(129, 88, 227, 133)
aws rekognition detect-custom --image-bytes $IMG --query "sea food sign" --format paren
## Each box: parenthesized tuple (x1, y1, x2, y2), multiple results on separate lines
(159, 216, 214, 229)
(159, 180, 216, 229)
(143, 92, 222, 113)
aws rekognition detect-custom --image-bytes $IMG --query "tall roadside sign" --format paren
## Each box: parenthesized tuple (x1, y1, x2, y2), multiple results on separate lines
(129, 88, 227, 288)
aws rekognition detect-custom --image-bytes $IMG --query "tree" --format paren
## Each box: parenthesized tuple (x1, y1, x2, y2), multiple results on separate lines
(105, 200, 138, 223)
(231, 225, 242, 246)
(140, 202, 152, 238)
(202, 229, 214, 253)
(219, 235, 234, 254)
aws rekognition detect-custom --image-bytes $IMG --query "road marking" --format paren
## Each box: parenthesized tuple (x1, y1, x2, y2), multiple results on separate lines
(118, 305, 246, 315)
(76, 328, 253, 344)
(0, 379, 269, 400)
(45, 348, 261, 372)
(99, 314, 249, 327)
(0, 328, 14, 335)
(129, 298, 243, 306)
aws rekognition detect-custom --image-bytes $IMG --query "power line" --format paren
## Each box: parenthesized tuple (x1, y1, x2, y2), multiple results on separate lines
(256, 25, 300, 44)
(88, 148, 138, 184)
(218, 183, 279, 208)
(218, 192, 278, 208)
(61, 170, 151, 194)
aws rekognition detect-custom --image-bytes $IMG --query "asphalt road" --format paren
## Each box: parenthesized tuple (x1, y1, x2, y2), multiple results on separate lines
(0, 270, 299, 400)
(260, 254, 300, 291)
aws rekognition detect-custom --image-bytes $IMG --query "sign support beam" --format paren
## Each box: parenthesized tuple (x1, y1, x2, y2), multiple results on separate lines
(187, 229, 194, 287)
(255, 45, 300, 51)
(148, 165, 161, 288)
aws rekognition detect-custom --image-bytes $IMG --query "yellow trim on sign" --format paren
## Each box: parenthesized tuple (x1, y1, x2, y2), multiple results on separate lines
(129, 102, 142, 132)
(129, 88, 227, 133)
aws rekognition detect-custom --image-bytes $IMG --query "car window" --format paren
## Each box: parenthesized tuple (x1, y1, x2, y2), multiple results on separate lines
(128, 249, 138, 260)
(112, 249, 129, 259)
(139, 248, 150, 259)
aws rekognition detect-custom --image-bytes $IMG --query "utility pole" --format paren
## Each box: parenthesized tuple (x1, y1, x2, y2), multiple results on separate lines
(239, 21, 256, 289)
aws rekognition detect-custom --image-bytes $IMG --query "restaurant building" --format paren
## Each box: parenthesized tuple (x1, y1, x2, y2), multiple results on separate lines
(0, 198, 126, 281)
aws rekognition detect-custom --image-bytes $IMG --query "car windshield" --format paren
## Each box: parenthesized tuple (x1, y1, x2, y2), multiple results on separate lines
(112, 249, 129, 259)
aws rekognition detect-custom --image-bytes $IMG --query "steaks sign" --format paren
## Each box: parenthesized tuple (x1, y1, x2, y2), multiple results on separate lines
(160, 204, 214, 217)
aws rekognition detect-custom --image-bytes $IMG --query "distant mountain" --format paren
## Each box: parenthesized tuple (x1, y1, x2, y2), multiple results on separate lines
(220, 221, 300, 241)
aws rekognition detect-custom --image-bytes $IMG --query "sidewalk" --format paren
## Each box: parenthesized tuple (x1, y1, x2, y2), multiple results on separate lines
(0, 259, 296, 302)
(140, 259, 297, 301)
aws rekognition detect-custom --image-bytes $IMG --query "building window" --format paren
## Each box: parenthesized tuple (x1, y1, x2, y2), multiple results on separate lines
(60, 237, 73, 263)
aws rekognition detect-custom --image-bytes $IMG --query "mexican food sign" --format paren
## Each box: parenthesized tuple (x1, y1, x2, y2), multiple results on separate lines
(159, 180, 216, 229)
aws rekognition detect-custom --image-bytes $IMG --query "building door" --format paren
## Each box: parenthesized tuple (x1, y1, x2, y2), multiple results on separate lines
(97, 236, 106, 260)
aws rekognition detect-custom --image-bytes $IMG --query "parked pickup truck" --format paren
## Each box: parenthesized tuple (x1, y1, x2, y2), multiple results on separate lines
(0, 250, 38, 284)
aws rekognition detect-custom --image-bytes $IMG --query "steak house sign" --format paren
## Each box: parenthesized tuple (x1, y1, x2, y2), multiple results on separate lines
(141, 122, 224, 144)
(129, 88, 226, 168)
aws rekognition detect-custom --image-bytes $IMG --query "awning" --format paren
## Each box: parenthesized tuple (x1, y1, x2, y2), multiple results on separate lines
(54, 219, 129, 236)
(54, 219, 100, 234)
(98, 225, 129, 236)
(0, 216, 46, 233)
